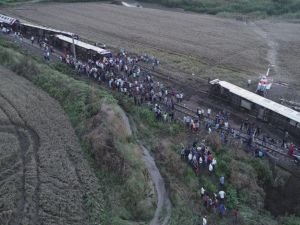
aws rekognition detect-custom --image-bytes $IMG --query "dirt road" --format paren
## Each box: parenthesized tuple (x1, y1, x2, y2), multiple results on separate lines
(0, 66, 104, 225)
(141, 146, 171, 225)
(126, 115, 172, 225)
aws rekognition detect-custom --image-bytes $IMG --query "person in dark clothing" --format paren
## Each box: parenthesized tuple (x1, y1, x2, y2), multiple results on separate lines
(233, 208, 239, 225)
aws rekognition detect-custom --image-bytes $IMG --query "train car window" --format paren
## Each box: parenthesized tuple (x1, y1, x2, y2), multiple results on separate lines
(241, 99, 252, 110)
(289, 120, 297, 126)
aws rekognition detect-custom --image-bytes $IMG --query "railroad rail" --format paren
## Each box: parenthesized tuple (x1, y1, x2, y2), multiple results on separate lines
(1, 31, 298, 175)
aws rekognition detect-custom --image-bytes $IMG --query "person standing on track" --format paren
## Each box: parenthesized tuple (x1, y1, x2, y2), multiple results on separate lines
(31, 35, 35, 45)
(282, 131, 289, 148)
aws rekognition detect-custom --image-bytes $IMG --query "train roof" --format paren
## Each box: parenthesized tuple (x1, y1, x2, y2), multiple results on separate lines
(210, 79, 300, 124)
(21, 22, 75, 37)
(0, 14, 19, 25)
(55, 34, 111, 55)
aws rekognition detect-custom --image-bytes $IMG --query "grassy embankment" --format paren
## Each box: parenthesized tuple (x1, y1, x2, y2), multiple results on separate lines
(139, 0, 300, 18)
(0, 38, 156, 225)
(0, 37, 300, 225)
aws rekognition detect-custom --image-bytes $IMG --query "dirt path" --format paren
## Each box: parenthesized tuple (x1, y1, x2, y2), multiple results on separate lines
(250, 22, 279, 76)
(141, 145, 171, 225)
(125, 114, 172, 225)
(248, 22, 294, 99)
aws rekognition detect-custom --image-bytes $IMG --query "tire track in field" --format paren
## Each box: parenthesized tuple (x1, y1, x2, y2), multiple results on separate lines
(0, 93, 41, 225)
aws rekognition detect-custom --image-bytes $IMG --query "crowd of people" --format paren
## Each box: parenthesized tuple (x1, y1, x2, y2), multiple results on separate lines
(181, 142, 217, 174)
(2, 25, 300, 225)
(181, 141, 240, 225)
(59, 49, 184, 122)
(56, 45, 299, 160)
(2, 26, 299, 158)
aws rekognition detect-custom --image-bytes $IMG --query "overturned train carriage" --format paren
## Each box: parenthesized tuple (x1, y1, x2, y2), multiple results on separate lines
(54, 34, 112, 60)
(0, 14, 19, 29)
(209, 79, 300, 139)
(19, 22, 78, 40)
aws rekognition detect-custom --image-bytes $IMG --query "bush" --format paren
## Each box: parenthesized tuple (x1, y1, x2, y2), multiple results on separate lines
(51, 62, 77, 77)
(206, 133, 222, 152)
(199, 176, 217, 194)
(280, 215, 300, 225)
(226, 184, 239, 209)
(250, 159, 273, 186)
(137, 107, 159, 128)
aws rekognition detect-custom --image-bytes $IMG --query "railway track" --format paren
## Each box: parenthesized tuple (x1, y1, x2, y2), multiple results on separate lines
(3, 32, 298, 174)
(174, 102, 296, 161)
(138, 65, 299, 163)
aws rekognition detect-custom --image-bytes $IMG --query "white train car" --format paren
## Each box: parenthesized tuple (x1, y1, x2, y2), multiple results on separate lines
(210, 79, 300, 138)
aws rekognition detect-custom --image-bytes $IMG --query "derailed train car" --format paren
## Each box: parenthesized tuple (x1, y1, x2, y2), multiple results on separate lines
(0, 14, 19, 30)
(54, 34, 112, 60)
(210, 79, 300, 139)
(19, 22, 78, 41)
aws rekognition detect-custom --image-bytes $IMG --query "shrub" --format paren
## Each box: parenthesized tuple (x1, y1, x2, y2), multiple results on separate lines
(137, 107, 159, 128)
(280, 215, 300, 225)
(250, 159, 273, 186)
(226, 184, 239, 209)
(199, 176, 217, 194)
(206, 133, 222, 152)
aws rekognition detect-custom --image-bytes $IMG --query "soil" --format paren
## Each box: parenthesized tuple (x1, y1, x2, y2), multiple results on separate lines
(141, 145, 171, 225)
(1, 3, 267, 72)
(0, 66, 104, 225)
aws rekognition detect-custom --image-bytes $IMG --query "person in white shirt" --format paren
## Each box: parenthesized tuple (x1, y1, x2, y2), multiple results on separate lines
(188, 152, 193, 161)
(208, 127, 212, 134)
(201, 187, 205, 198)
(203, 216, 207, 225)
(207, 108, 211, 118)
(219, 190, 226, 200)
(199, 156, 203, 166)
(212, 158, 217, 169)
(209, 163, 213, 172)
(163, 112, 168, 122)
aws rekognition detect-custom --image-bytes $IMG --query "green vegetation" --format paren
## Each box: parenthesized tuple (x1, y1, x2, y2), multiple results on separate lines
(117, 92, 300, 224)
(139, 0, 300, 17)
(0, 37, 155, 225)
